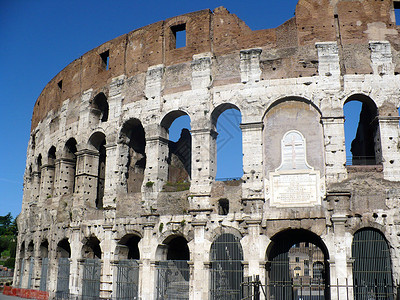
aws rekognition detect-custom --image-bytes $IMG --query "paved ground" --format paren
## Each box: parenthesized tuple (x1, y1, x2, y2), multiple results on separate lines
(0, 294, 25, 300)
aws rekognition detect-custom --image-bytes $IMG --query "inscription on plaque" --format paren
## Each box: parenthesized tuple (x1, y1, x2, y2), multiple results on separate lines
(269, 130, 321, 207)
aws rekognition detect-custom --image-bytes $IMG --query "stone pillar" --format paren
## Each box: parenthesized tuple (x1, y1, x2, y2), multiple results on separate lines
(241, 122, 264, 201)
(39, 164, 55, 203)
(103, 143, 118, 209)
(140, 219, 157, 300)
(316, 42, 340, 90)
(189, 128, 217, 209)
(240, 48, 262, 84)
(47, 241, 57, 295)
(74, 149, 99, 208)
(145, 64, 164, 103)
(328, 213, 353, 300)
(31, 171, 41, 204)
(321, 117, 347, 183)
(242, 220, 266, 282)
(191, 53, 212, 90)
(69, 226, 81, 296)
(54, 158, 76, 197)
(369, 41, 394, 76)
(143, 135, 169, 193)
(100, 224, 114, 298)
(190, 221, 209, 300)
(378, 116, 400, 181)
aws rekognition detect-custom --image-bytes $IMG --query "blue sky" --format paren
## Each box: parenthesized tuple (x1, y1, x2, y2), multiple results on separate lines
(0, 0, 367, 219)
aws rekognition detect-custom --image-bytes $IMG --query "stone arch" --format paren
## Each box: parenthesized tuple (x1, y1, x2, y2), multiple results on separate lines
(209, 226, 243, 243)
(352, 227, 394, 298)
(343, 94, 380, 165)
(91, 92, 109, 123)
(161, 110, 192, 183)
(39, 239, 49, 291)
(56, 238, 71, 259)
(88, 132, 107, 209)
(210, 233, 244, 299)
(263, 97, 325, 178)
(81, 235, 102, 259)
(56, 238, 71, 296)
(263, 96, 323, 119)
(155, 234, 190, 299)
(266, 229, 330, 299)
(61, 138, 78, 194)
(115, 234, 141, 260)
(119, 118, 146, 193)
(211, 103, 243, 180)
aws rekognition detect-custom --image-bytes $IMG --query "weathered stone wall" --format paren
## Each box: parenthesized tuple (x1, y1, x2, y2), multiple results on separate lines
(16, 0, 400, 299)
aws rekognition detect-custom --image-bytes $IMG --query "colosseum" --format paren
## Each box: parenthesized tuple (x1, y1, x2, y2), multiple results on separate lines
(11, 0, 400, 299)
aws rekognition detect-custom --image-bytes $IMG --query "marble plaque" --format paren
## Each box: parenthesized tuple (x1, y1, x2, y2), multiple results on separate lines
(269, 130, 321, 207)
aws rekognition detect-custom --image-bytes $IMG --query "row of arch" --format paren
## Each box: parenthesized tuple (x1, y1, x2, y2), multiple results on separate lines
(28, 94, 384, 207)
(17, 227, 394, 299)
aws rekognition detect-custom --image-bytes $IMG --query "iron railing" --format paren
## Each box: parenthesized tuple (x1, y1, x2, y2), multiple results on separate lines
(241, 276, 399, 300)
(156, 260, 189, 300)
(346, 156, 377, 166)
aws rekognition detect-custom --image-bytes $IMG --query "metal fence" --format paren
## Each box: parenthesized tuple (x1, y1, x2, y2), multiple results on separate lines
(39, 257, 49, 291)
(27, 257, 34, 289)
(115, 259, 139, 300)
(156, 260, 189, 300)
(241, 276, 399, 300)
(81, 258, 101, 300)
(56, 258, 70, 298)
(210, 233, 244, 300)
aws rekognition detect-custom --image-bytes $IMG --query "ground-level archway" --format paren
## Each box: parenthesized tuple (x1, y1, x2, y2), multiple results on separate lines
(266, 229, 330, 299)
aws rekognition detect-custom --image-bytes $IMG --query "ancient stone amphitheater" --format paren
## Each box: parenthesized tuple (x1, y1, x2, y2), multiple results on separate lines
(13, 0, 400, 299)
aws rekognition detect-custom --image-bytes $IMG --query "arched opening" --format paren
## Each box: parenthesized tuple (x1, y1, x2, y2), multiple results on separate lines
(156, 236, 190, 299)
(266, 229, 330, 299)
(161, 111, 191, 187)
(211, 104, 243, 181)
(89, 132, 106, 209)
(39, 240, 49, 291)
(18, 242, 25, 288)
(91, 92, 109, 122)
(26, 241, 34, 289)
(352, 228, 394, 299)
(81, 236, 102, 299)
(210, 233, 243, 300)
(45, 146, 56, 198)
(120, 119, 146, 193)
(56, 239, 71, 298)
(115, 235, 141, 299)
(218, 198, 229, 215)
(64, 138, 77, 194)
(344, 95, 380, 165)
(36, 154, 42, 192)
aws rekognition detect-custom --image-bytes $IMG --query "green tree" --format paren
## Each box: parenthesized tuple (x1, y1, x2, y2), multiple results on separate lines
(0, 213, 18, 268)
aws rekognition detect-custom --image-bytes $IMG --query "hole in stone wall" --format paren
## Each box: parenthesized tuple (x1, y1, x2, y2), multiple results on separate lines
(118, 235, 141, 260)
(212, 104, 243, 181)
(218, 198, 229, 215)
(92, 93, 109, 122)
(166, 236, 190, 260)
(100, 50, 110, 70)
(162, 112, 191, 184)
(171, 24, 186, 49)
(82, 236, 102, 259)
(65, 138, 77, 193)
(57, 80, 63, 90)
(344, 95, 380, 165)
(89, 132, 106, 209)
(120, 119, 146, 193)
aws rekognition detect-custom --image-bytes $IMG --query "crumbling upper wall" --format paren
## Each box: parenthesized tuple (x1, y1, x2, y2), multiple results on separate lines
(31, 0, 399, 130)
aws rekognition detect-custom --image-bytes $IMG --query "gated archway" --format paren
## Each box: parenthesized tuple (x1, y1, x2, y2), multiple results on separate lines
(352, 228, 394, 299)
(266, 229, 330, 300)
(210, 233, 244, 300)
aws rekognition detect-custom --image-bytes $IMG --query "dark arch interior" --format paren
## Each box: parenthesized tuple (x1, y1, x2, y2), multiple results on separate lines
(93, 93, 109, 122)
(120, 119, 146, 193)
(48, 146, 56, 164)
(119, 235, 141, 260)
(161, 111, 192, 183)
(166, 236, 189, 260)
(82, 236, 102, 259)
(89, 133, 106, 209)
(40, 240, 49, 258)
(57, 239, 71, 258)
(65, 138, 77, 159)
(267, 229, 330, 299)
